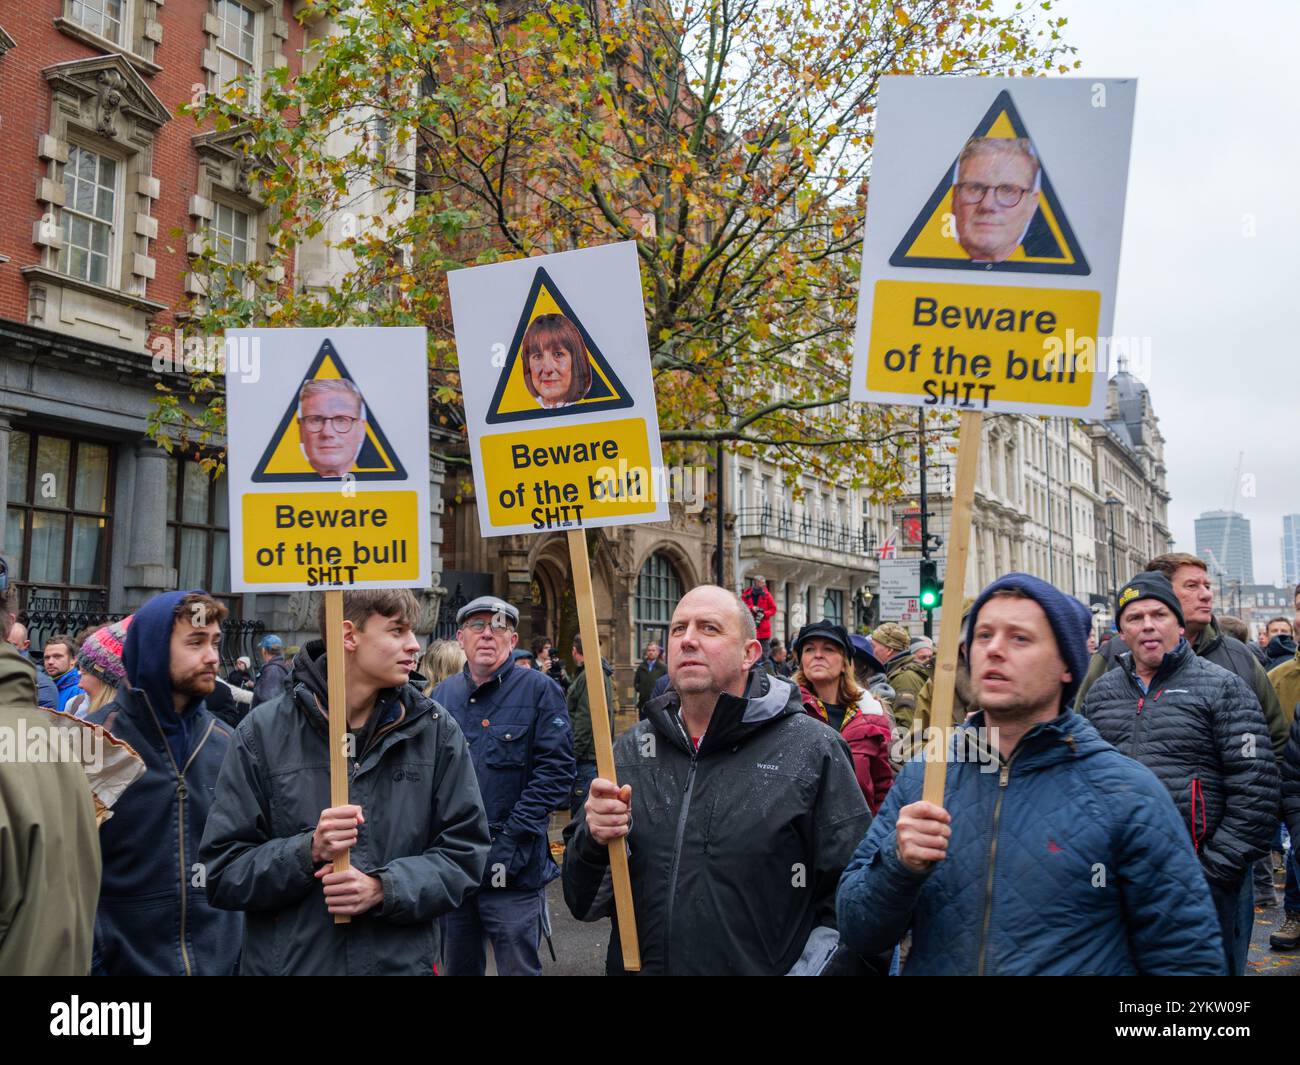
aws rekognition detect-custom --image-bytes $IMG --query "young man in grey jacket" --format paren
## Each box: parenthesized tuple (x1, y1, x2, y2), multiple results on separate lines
(199, 590, 490, 975)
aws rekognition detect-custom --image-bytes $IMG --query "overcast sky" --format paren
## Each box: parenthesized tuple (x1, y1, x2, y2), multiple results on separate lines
(1051, 0, 1299, 585)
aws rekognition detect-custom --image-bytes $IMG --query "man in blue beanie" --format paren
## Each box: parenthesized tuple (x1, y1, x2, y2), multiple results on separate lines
(85, 590, 242, 975)
(837, 573, 1226, 974)
(1080, 571, 1278, 976)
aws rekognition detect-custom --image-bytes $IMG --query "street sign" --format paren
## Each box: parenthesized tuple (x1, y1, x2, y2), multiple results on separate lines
(879, 557, 947, 624)
(225, 327, 431, 592)
(449, 241, 667, 537)
(851, 77, 1136, 417)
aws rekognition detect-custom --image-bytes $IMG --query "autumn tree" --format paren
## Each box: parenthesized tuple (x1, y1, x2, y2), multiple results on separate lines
(163, 0, 1076, 496)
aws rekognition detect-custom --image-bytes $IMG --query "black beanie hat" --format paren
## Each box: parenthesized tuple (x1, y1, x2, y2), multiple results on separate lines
(1116, 572, 1186, 628)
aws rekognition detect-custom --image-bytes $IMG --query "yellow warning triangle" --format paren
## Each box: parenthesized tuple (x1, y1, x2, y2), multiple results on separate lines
(251, 339, 408, 482)
(485, 266, 635, 424)
(889, 90, 1089, 276)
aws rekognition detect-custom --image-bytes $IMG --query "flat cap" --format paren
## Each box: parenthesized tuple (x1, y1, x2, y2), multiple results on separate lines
(456, 596, 519, 626)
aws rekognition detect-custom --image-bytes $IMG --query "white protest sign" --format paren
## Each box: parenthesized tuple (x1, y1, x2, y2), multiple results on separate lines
(852, 77, 1137, 417)
(448, 241, 668, 537)
(225, 327, 431, 591)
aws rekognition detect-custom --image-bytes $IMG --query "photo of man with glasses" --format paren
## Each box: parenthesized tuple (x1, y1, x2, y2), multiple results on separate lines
(431, 596, 574, 976)
(951, 136, 1044, 263)
(297, 378, 368, 478)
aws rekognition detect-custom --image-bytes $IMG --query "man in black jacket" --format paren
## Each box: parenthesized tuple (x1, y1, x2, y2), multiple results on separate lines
(1080, 573, 1279, 976)
(563, 584, 870, 975)
(199, 589, 490, 975)
(632, 641, 666, 719)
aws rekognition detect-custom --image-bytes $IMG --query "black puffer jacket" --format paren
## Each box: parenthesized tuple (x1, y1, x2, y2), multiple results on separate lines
(1076, 618, 1287, 758)
(562, 669, 871, 975)
(1079, 640, 1279, 888)
(199, 642, 490, 975)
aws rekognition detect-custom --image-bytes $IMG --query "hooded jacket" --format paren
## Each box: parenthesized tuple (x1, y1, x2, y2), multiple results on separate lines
(836, 710, 1226, 975)
(198, 642, 490, 975)
(883, 649, 929, 732)
(1075, 618, 1287, 758)
(799, 686, 894, 815)
(432, 656, 573, 892)
(85, 590, 241, 975)
(563, 669, 871, 975)
(1079, 640, 1278, 888)
(0, 644, 101, 975)
(1265, 634, 1297, 674)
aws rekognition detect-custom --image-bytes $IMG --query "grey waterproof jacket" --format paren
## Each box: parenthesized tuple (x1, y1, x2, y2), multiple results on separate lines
(563, 668, 870, 975)
(199, 643, 490, 975)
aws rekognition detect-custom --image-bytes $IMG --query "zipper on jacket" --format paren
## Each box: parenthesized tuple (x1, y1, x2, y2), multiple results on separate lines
(976, 749, 1018, 977)
(662, 720, 699, 975)
(140, 694, 216, 977)
(175, 718, 215, 978)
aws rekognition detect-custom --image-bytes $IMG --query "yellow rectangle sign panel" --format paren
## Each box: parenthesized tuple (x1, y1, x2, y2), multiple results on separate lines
(867, 280, 1102, 408)
(481, 418, 659, 530)
(241, 491, 421, 586)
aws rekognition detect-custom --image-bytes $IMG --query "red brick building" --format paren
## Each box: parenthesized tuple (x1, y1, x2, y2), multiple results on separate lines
(0, 2, 302, 650)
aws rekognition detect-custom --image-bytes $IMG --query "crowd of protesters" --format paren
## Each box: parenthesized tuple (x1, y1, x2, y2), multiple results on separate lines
(2, 547, 1298, 976)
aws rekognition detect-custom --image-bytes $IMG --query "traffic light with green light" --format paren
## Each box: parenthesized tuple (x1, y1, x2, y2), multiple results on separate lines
(919, 559, 941, 610)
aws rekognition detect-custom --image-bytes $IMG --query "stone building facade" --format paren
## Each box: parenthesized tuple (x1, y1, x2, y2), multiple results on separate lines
(0, 4, 316, 653)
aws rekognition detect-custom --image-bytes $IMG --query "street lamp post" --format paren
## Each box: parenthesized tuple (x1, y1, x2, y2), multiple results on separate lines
(1104, 496, 1123, 598)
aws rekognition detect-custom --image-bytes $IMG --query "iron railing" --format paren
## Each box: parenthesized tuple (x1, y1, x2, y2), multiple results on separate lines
(433, 583, 468, 642)
(18, 603, 265, 672)
(735, 505, 877, 556)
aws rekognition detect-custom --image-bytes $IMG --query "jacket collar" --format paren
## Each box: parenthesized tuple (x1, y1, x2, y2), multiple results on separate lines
(290, 639, 429, 749)
(1193, 617, 1222, 656)
(963, 706, 1106, 770)
(1119, 637, 1192, 689)
(646, 668, 800, 755)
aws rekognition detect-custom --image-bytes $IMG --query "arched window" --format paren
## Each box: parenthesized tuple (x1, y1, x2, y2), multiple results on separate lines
(823, 589, 844, 626)
(635, 552, 682, 657)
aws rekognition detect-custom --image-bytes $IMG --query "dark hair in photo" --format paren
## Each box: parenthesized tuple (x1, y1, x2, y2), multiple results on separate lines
(521, 314, 592, 404)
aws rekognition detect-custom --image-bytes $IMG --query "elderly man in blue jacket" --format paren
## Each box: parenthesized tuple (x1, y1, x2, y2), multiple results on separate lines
(433, 596, 574, 976)
(837, 573, 1225, 975)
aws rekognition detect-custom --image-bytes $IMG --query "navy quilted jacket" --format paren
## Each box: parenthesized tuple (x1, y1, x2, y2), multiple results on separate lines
(1079, 641, 1279, 888)
(836, 710, 1225, 975)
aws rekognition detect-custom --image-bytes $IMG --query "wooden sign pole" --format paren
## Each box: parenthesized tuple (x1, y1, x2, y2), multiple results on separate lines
(324, 589, 352, 925)
(567, 529, 641, 971)
(922, 410, 983, 807)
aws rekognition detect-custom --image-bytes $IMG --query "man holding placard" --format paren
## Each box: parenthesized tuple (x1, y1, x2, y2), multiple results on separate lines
(836, 574, 1226, 975)
(199, 590, 490, 975)
(564, 585, 870, 975)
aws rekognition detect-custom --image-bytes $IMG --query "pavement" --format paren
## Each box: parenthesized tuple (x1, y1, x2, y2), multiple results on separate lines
(1248, 861, 1299, 976)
